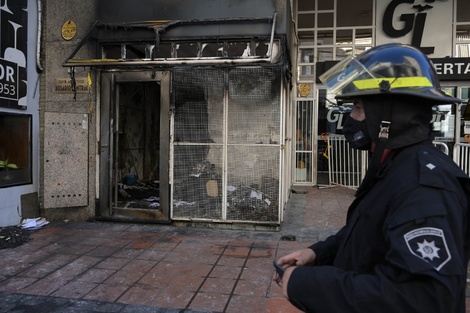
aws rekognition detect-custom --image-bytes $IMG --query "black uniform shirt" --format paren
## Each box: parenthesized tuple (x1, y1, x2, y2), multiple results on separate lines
(288, 142, 470, 313)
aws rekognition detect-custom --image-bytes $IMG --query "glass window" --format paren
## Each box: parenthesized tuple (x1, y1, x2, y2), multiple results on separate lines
(0, 113, 32, 188)
(456, 25, 470, 38)
(317, 47, 334, 62)
(317, 89, 367, 187)
(336, 29, 353, 45)
(355, 29, 373, 44)
(300, 49, 314, 63)
(299, 39, 315, 47)
(356, 46, 370, 56)
(457, 0, 470, 22)
(455, 25, 470, 57)
(461, 87, 470, 122)
(461, 87, 469, 100)
(298, 0, 315, 11)
(337, 0, 373, 27)
(354, 46, 371, 56)
(299, 65, 314, 80)
(317, 30, 334, 45)
(295, 0, 376, 187)
(318, 13, 334, 28)
(299, 48, 314, 79)
(432, 87, 457, 142)
(336, 47, 352, 59)
(455, 44, 470, 57)
(432, 104, 454, 139)
(298, 30, 314, 40)
(298, 13, 315, 28)
(318, 89, 352, 136)
(318, 0, 333, 10)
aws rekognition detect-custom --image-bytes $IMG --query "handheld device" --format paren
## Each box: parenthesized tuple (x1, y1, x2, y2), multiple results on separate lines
(273, 260, 285, 278)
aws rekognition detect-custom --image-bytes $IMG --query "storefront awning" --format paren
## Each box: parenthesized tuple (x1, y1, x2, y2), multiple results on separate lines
(63, 13, 283, 67)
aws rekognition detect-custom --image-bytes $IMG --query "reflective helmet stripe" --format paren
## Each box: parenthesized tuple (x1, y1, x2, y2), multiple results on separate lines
(353, 77, 433, 90)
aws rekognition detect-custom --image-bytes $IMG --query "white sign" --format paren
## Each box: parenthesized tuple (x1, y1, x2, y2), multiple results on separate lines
(376, 0, 453, 58)
(0, 59, 18, 101)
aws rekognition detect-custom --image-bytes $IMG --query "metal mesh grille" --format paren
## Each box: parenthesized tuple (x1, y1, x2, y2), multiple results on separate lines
(228, 68, 281, 144)
(171, 67, 281, 223)
(227, 146, 279, 222)
(172, 145, 223, 219)
(173, 69, 224, 144)
(226, 67, 281, 222)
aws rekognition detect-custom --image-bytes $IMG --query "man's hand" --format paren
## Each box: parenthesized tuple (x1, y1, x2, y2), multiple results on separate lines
(278, 248, 316, 267)
(274, 248, 316, 297)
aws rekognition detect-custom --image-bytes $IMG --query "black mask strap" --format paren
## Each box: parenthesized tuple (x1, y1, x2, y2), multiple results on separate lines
(355, 101, 393, 197)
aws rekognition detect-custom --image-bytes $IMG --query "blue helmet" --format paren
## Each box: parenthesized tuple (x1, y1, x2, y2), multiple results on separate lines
(319, 43, 461, 104)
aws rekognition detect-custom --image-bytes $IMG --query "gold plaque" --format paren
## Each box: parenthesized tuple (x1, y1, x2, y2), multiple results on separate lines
(54, 77, 89, 94)
(61, 20, 77, 41)
(298, 83, 311, 97)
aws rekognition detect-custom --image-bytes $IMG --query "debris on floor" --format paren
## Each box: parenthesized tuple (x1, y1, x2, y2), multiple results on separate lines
(20, 217, 49, 230)
(0, 225, 34, 249)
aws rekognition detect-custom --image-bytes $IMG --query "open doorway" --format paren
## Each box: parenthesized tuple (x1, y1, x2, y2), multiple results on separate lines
(99, 71, 170, 222)
(114, 81, 160, 211)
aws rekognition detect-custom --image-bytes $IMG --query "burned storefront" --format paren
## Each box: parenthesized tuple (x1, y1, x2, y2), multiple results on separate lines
(60, 0, 293, 228)
(171, 67, 283, 223)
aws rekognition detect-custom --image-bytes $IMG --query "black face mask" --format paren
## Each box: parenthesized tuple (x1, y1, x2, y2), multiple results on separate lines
(342, 116, 372, 150)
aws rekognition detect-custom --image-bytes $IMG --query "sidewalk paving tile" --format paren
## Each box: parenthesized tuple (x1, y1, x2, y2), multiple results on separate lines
(0, 186, 467, 312)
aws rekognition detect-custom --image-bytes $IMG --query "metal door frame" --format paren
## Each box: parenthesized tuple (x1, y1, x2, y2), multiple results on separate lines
(98, 70, 171, 222)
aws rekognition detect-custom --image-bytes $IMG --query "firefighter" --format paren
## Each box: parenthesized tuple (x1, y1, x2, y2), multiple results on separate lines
(275, 43, 470, 312)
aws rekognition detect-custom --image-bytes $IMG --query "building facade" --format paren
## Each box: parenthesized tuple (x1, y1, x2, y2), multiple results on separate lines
(0, 0, 469, 228)
(294, 0, 470, 187)
(41, 0, 294, 229)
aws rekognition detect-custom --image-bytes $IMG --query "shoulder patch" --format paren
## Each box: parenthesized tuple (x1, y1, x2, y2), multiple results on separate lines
(418, 148, 469, 190)
(403, 227, 451, 271)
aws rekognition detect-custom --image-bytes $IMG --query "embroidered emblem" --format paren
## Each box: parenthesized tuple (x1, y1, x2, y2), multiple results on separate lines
(404, 227, 451, 271)
(416, 239, 440, 260)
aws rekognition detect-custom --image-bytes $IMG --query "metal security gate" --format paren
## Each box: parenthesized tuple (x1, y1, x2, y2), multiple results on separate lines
(454, 143, 470, 176)
(171, 67, 282, 223)
(328, 135, 368, 189)
(327, 139, 468, 188)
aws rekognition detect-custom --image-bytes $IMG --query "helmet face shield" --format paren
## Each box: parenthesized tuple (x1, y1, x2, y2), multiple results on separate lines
(319, 56, 375, 96)
(318, 43, 461, 104)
